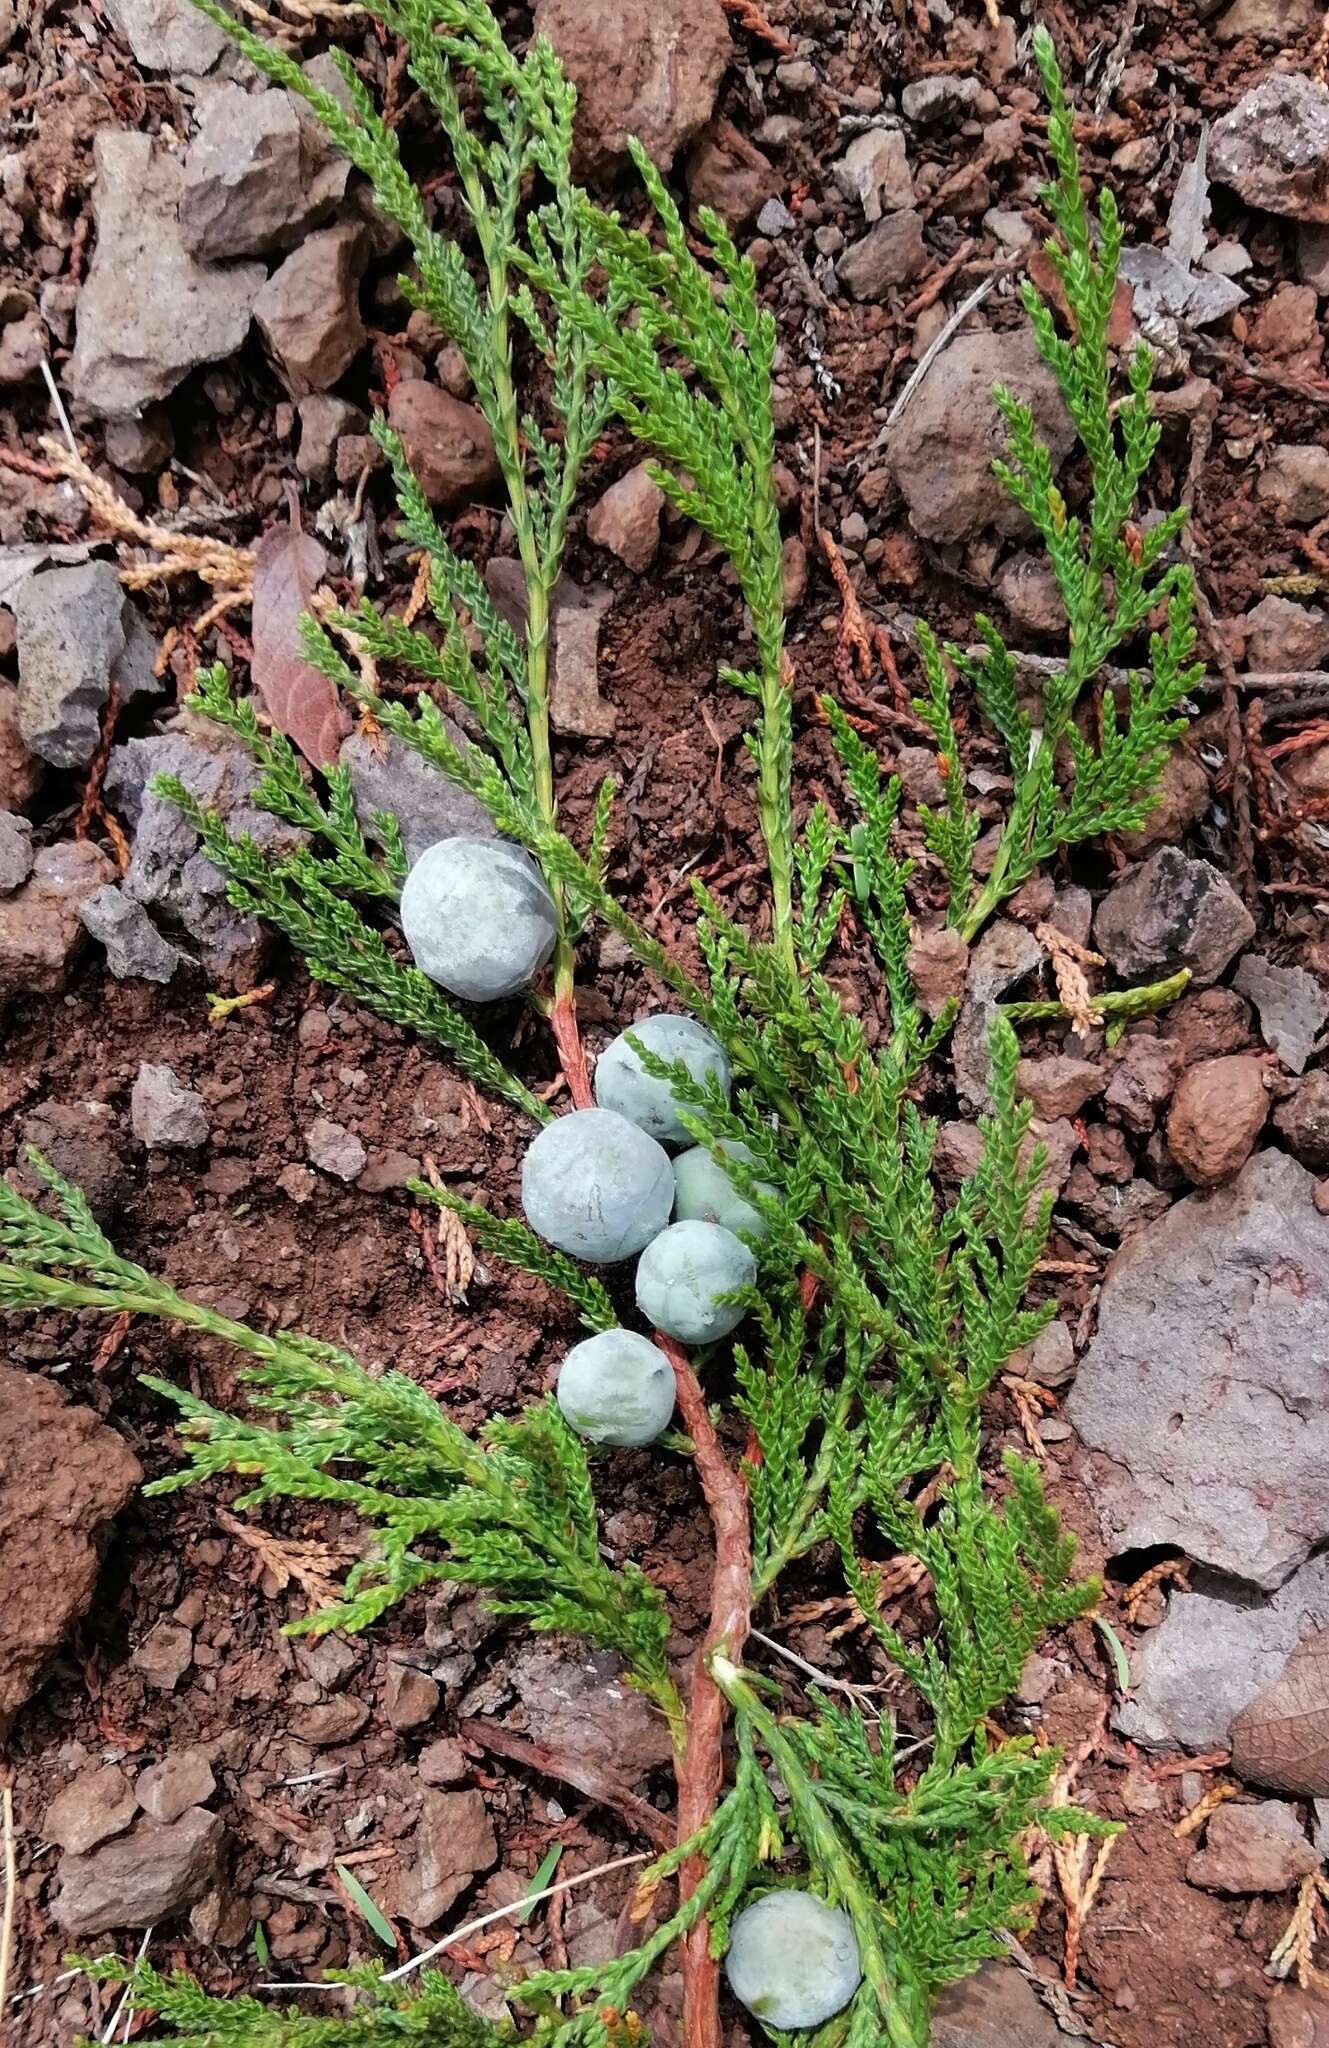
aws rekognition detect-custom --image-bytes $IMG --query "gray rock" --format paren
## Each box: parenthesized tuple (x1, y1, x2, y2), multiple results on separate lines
(180, 82, 347, 260)
(932, 1961, 1075, 2045)
(339, 728, 494, 868)
(53, 1808, 225, 1933)
(831, 128, 913, 221)
(1234, 953, 1329, 1075)
(1299, 222, 1329, 291)
(306, 1116, 366, 1182)
(79, 886, 183, 983)
(901, 74, 990, 125)
(726, 1891, 861, 2031)
(254, 220, 368, 394)
(131, 1062, 209, 1150)
(0, 808, 32, 893)
(1116, 1554, 1329, 1752)
(500, 1640, 675, 1778)
(1257, 444, 1329, 525)
(297, 395, 366, 483)
(1067, 1150, 1329, 1591)
(1210, 73, 1329, 225)
(556, 1329, 677, 1446)
(838, 210, 926, 299)
(522, 1107, 674, 1263)
(14, 562, 158, 768)
(635, 1219, 755, 1343)
(483, 561, 616, 739)
(69, 132, 262, 419)
(1094, 847, 1255, 988)
(106, 0, 229, 70)
(43, 1766, 138, 1855)
(105, 731, 304, 986)
(0, 840, 115, 999)
(400, 838, 557, 1001)
(132, 1619, 194, 1689)
(104, 411, 175, 476)
(594, 1013, 731, 1145)
(953, 918, 1046, 1111)
(135, 1749, 216, 1824)
(1187, 1799, 1318, 1895)
(883, 330, 1075, 543)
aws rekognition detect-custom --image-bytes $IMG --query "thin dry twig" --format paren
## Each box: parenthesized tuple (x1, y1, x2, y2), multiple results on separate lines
(1270, 1870, 1329, 1987)
(1173, 1781, 1237, 1840)
(0, 1788, 17, 2017)
(39, 436, 255, 600)
(1122, 1555, 1191, 1623)
(459, 1718, 673, 1852)
(720, 0, 796, 56)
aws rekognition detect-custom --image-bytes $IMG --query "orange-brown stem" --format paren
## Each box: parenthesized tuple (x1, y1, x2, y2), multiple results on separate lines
(659, 1330, 753, 2048)
(546, 983, 750, 2048)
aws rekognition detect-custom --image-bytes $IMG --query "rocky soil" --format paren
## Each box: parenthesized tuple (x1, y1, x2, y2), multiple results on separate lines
(5, 0, 1329, 2044)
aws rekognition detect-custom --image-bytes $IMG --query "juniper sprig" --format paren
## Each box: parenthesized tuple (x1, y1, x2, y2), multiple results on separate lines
(1, 9, 1186, 2045)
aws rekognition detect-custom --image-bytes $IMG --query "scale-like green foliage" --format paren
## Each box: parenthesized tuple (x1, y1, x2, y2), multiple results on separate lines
(0, 9, 1183, 2044)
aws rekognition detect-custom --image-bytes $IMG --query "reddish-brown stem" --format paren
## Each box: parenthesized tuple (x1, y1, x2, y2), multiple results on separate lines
(548, 988, 594, 1112)
(659, 1330, 753, 2048)
(545, 984, 751, 2048)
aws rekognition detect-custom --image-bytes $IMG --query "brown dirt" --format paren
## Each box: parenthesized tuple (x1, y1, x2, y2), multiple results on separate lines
(5, 0, 1329, 2044)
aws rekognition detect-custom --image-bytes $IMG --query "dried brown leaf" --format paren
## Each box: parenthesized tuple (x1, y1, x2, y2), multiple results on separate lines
(251, 523, 348, 768)
(1231, 1629, 1329, 1797)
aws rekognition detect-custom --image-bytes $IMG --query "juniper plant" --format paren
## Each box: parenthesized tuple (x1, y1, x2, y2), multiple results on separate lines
(0, 10, 1196, 2044)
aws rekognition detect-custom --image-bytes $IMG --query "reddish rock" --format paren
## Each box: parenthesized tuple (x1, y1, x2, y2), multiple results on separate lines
(0, 683, 43, 812)
(53, 1808, 225, 1933)
(1118, 746, 1210, 855)
(686, 118, 777, 225)
(1015, 1053, 1103, 1120)
(1167, 1054, 1268, 1186)
(1187, 1799, 1318, 1895)
(387, 380, 500, 509)
(0, 1365, 141, 1733)
(1275, 1070, 1329, 1172)
(254, 221, 367, 394)
(399, 1788, 497, 1928)
(906, 925, 968, 1019)
(533, 0, 731, 173)
(586, 464, 665, 573)
(132, 1620, 195, 1692)
(1164, 985, 1254, 1066)
(136, 1749, 216, 1824)
(43, 1766, 138, 1855)
(0, 839, 114, 998)
(384, 1660, 440, 1732)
